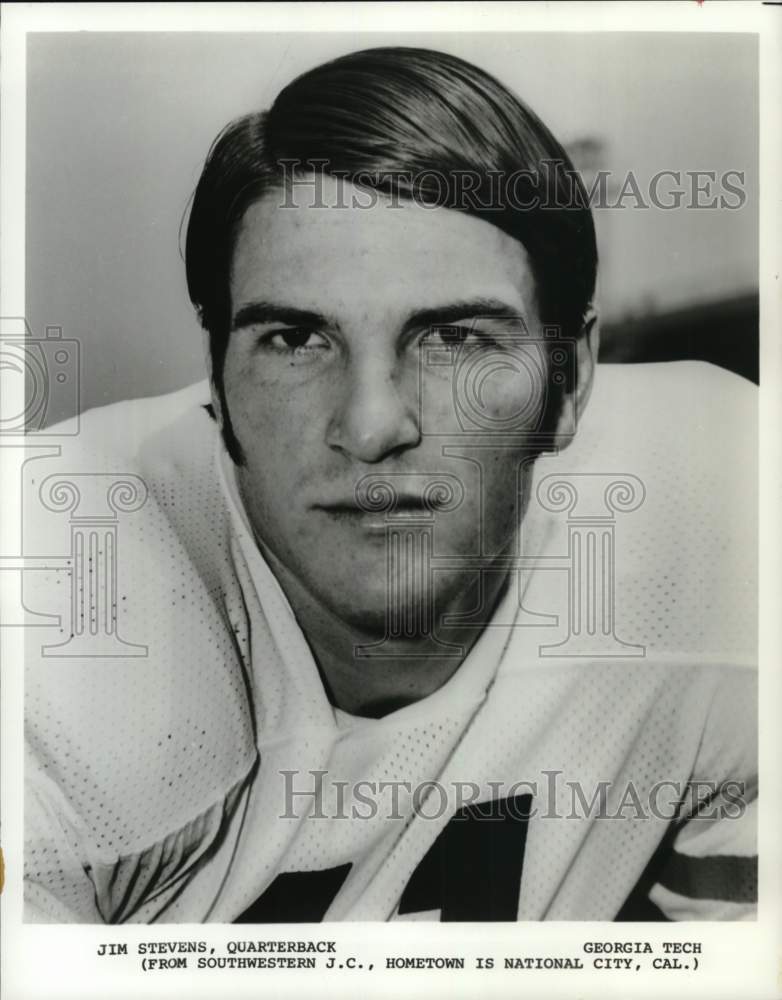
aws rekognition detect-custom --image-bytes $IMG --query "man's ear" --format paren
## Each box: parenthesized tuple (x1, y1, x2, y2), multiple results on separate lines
(550, 308, 599, 451)
(202, 328, 225, 429)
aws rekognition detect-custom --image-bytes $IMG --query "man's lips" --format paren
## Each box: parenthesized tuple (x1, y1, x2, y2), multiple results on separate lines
(313, 495, 434, 517)
(311, 473, 467, 527)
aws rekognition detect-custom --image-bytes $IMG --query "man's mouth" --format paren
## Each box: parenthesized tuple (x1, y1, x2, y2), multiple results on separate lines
(313, 492, 442, 527)
(316, 495, 429, 512)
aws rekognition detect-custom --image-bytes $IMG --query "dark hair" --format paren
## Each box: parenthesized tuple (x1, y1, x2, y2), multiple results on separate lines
(185, 46, 598, 462)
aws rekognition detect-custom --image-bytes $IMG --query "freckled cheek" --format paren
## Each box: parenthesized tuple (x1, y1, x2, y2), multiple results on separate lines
(226, 362, 332, 448)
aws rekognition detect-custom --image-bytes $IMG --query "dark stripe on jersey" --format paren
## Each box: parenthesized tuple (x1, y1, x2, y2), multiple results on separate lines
(234, 863, 352, 922)
(657, 852, 757, 903)
(399, 793, 532, 920)
(615, 822, 677, 921)
(615, 892, 671, 921)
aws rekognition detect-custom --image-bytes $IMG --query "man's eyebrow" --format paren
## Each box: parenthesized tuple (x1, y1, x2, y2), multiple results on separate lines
(231, 297, 526, 334)
(231, 301, 332, 332)
(402, 298, 526, 333)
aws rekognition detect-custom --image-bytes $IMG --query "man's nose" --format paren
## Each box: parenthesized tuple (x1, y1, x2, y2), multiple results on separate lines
(326, 356, 421, 463)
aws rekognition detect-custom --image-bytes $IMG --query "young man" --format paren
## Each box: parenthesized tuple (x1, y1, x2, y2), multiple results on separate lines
(24, 47, 756, 922)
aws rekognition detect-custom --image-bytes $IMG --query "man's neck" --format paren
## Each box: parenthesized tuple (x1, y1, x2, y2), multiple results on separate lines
(258, 546, 511, 719)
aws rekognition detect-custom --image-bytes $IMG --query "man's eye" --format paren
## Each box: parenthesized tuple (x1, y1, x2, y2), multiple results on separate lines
(422, 324, 500, 349)
(262, 328, 329, 354)
(423, 325, 476, 346)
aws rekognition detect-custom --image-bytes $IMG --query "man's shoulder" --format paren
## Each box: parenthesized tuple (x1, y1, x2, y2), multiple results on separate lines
(554, 360, 756, 500)
(594, 358, 753, 395)
(577, 360, 755, 456)
(526, 361, 756, 667)
(40, 380, 213, 465)
(25, 378, 225, 577)
(25, 378, 254, 841)
(27, 380, 223, 552)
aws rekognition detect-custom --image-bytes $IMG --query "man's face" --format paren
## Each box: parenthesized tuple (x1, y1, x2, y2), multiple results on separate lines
(223, 178, 552, 633)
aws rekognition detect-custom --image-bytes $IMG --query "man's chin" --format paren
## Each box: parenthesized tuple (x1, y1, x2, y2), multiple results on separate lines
(313, 569, 475, 644)
(318, 584, 408, 638)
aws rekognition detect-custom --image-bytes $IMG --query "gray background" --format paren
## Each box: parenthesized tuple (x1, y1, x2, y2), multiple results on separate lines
(26, 32, 758, 424)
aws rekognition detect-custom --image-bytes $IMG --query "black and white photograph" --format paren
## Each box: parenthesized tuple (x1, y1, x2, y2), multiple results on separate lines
(1, 3, 780, 998)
